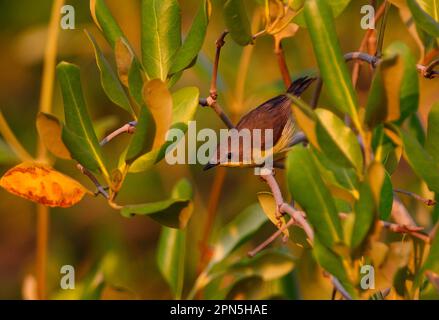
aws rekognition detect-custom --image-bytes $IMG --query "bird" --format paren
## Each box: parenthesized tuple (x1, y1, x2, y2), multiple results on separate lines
(204, 76, 316, 170)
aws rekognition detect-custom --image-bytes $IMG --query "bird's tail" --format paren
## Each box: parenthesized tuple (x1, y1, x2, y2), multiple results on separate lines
(286, 76, 317, 97)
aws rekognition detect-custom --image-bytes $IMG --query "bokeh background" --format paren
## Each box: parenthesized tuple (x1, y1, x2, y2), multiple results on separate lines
(0, 0, 437, 299)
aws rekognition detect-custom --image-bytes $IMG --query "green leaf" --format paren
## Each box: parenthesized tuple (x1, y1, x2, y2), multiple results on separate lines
(380, 172, 393, 220)
(129, 87, 199, 172)
(125, 107, 155, 164)
(228, 249, 295, 281)
(426, 101, 439, 162)
(407, 113, 426, 146)
(315, 108, 363, 173)
(415, 231, 439, 289)
(128, 58, 145, 106)
(85, 30, 134, 116)
(208, 203, 269, 269)
(287, 145, 344, 248)
(407, 0, 439, 38)
(303, 0, 359, 125)
(169, 0, 211, 74)
(257, 192, 289, 237)
(142, 79, 173, 149)
(121, 179, 193, 229)
(36, 112, 71, 160)
(365, 42, 418, 128)
(311, 149, 360, 203)
(141, 0, 181, 80)
(156, 227, 185, 299)
(294, 0, 351, 27)
(90, 0, 124, 48)
(224, 0, 253, 46)
(0, 138, 18, 164)
(57, 62, 109, 176)
(351, 162, 385, 251)
(289, 95, 319, 148)
(313, 237, 356, 298)
(402, 130, 439, 193)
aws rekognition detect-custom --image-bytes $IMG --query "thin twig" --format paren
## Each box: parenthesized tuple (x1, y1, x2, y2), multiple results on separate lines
(210, 31, 228, 100)
(352, 2, 387, 87)
(76, 164, 109, 199)
(34, 0, 65, 300)
(248, 216, 296, 257)
(331, 275, 353, 300)
(200, 31, 235, 129)
(394, 188, 436, 206)
(375, 1, 391, 58)
(0, 110, 33, 162)
(248, 173, 314, 258)
(380, 220, 430, 243)
(100, 121, 136, 146)
(275, 42, 292, 88)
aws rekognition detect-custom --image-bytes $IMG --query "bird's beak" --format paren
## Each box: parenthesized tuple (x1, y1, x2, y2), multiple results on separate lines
(203, 162, 218, 171)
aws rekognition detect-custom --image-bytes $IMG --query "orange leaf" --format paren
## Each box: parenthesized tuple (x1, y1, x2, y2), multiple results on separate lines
(0, 163, 91, 208)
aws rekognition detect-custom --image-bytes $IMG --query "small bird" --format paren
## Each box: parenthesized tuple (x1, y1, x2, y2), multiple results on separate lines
(204, 76, 316, 170)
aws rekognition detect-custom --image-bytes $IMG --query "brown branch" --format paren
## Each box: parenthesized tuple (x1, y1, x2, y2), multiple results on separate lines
(275, 42, 292, 88)
(394, 188, 436, 206)
(247, 216, 296, 257)
(352, 2, 387, 87)
(248, 172, 314, 258)
(77, 164, 109, 199)
(100, 121, 136, 146)
(331, 275, 353, 300)
(199, 31, 235, 129)
(380, 220, 430, 243)
(210, 31, 228, 100)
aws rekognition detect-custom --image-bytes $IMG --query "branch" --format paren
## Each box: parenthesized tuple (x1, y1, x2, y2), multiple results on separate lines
(100, 121, 136, 146)
(274, 42, 292, 88)
(0, 110, 33, 162)
(380, 220, 430, 243)
(417, 58, 439, 79)
(248, 172, 314, 258)
(76, 164, 109, 199)
(394, 188, 436, 206)
(199, 31, 235, 129)
(331, 275, 353, 300)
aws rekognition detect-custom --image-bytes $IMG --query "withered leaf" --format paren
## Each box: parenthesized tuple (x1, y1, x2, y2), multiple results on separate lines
(0, 163, 90, 208)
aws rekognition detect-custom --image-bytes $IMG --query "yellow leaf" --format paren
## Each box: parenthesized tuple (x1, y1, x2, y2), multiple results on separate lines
(115, 38, 133, 87)
(257, 192, 289, 237)
(36, 112, 71, 160)
(142, 79, 173, 149)
(273, 23, 299, 50)
(0, 163, 90, 208)
(89, 0, 102, 31)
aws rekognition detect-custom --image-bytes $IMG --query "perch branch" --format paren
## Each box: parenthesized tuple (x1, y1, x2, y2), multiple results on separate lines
(247, 173, 314, 258)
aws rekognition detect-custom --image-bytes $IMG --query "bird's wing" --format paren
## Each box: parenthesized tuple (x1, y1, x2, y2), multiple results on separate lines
(236, 95, 294, 150)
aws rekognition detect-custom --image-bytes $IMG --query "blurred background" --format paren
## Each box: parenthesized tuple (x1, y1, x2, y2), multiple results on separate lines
(0, 0, 437, 299)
